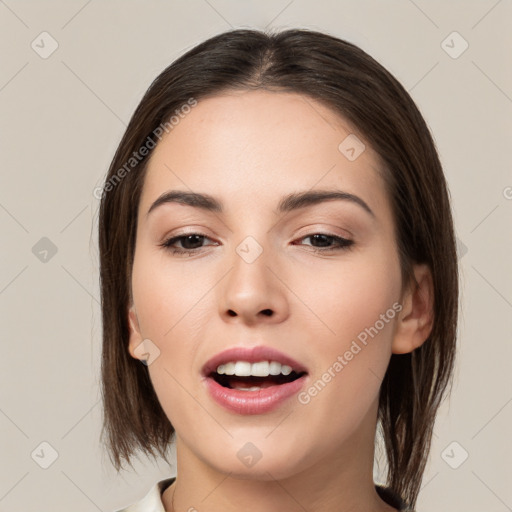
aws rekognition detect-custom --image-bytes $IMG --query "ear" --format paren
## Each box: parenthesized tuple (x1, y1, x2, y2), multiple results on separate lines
(127, 303, 145, 360)
(392, 263, 434, 354)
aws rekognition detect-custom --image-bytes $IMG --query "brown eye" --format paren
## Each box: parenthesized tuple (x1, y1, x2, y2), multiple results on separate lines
(296, 233, 354, 252)
(159, 233, 217, 255)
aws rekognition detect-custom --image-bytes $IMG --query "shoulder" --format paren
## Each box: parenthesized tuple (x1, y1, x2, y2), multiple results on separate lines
(114, 477, 175, 512)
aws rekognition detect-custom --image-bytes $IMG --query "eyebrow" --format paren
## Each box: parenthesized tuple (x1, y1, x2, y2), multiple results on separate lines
(146, 189, 375, 218)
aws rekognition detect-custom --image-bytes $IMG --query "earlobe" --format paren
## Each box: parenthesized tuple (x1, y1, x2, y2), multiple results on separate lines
(392, 263, 435, 354)
(127, 304, 144, 360)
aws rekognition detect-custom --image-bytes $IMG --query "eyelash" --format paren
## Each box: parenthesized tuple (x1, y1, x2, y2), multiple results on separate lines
(159, 232, 354, 256)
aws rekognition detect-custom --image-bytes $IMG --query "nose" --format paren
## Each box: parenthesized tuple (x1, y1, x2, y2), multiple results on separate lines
(219, 243, 289, 326)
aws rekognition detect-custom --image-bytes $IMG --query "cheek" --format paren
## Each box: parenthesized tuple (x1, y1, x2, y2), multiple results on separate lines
(132, 248, 210, 341)
(291, 264, 400, 453)
(295, 247, 401, 347)
(130, 250, 214, 420)
(292, 245, 401, 416)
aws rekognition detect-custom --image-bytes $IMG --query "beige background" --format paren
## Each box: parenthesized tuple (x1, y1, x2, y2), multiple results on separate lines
(1, 1, 511, 511)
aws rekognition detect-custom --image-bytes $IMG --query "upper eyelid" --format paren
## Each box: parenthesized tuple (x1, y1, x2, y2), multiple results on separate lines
(164, 221, 354, 239)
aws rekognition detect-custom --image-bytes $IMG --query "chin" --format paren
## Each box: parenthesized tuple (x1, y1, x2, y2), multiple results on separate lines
(200, 441, 311, 482)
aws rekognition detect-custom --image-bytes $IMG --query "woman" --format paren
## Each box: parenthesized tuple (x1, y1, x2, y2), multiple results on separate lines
(99, 28, 458, 512)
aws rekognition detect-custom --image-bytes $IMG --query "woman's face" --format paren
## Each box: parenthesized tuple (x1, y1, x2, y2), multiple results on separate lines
(128, 90, 404, 479)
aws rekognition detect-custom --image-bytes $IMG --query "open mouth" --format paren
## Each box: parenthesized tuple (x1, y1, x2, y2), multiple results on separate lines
(209, 370, 307, 390)
(203, 351, 309, 413)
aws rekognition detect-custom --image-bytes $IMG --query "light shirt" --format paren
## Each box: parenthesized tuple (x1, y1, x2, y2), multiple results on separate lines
(114, 476, 412, 511)
(114, 477, 175, 512)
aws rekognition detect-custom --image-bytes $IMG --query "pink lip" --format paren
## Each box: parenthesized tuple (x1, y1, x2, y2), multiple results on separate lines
(201, 345, 309, 415)
(204, 374, 308, 415)
(201, 345, 308, 377)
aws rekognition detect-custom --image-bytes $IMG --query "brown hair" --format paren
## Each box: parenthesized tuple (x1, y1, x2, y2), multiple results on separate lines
(99, 28, 458, 509)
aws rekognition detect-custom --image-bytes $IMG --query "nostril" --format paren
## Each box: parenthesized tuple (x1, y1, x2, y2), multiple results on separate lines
(261, 309, 273, 316)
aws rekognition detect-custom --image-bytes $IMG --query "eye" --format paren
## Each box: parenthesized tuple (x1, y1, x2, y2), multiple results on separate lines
(159, 233, 217, 255)
(294, 233, 354, 253)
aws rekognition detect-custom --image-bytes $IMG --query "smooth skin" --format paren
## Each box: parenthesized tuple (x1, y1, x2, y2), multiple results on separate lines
(127, 90, 434, 512)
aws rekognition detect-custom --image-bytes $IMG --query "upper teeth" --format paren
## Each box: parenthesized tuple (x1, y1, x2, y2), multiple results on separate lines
(216, 361, 294, 377)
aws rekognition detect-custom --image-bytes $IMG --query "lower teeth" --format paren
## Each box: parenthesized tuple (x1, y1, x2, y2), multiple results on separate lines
(234, 386, 261, 391)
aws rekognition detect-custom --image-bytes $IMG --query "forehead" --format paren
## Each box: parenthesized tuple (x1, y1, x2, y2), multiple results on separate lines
(139, 90, 388, 219)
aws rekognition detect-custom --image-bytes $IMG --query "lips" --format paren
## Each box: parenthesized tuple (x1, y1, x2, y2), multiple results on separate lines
(201, 345, 309, 415)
